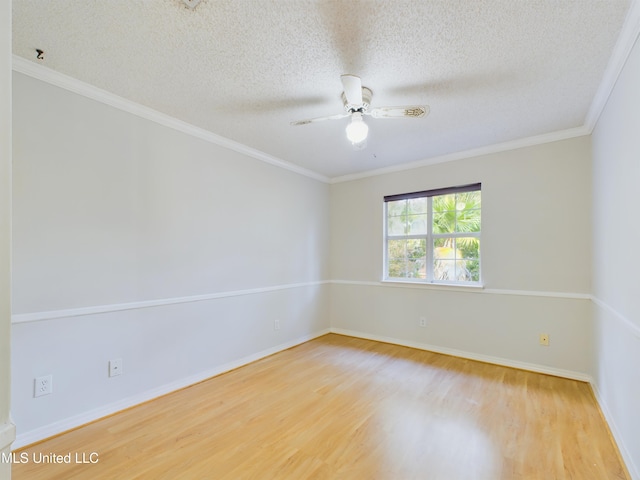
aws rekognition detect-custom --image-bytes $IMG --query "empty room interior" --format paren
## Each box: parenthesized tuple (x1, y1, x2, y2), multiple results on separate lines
(1, 0, 640, 478)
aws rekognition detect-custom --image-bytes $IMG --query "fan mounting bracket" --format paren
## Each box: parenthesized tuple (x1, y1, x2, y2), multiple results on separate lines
(342, 87, 373, 114)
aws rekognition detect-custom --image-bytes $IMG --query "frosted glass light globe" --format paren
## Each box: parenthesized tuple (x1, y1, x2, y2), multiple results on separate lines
(346, 113, 369, 144)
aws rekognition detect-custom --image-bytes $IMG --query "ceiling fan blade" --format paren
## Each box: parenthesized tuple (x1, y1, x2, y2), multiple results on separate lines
(290, 112, 349, 126)
(341, 74, 363, 106)
(368, 105, 430, 119)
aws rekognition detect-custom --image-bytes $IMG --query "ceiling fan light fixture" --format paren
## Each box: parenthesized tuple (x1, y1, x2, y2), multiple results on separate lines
(346, 112, 369, 145)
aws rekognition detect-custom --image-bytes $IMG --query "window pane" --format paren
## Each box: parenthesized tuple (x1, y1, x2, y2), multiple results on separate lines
(433, 258, 476, 282)
(433, 259, 457, 281)
(388, 256, 407, 278)
(455, 237, 479, 259)
(455, 192, 481, 233)
(406, 237, 426, 278)
(387, 239, 407, 277)
(434, 239, 456, 259)
(387, 200, 407, 217)
(433, 238, 477, 282)
(433, 210, 456, 234)
(407, 213, 427, 235)
(434, 193, 456, 210)
(464, 259, 480, 282)
(455, 209, 481, 233)
(433, 237, 480, 282)
(387, 239, 426, 278)
(407, 197, 427, 214)
(433, 238, 454, 281)
(388, 214, 407, 235)
(457, 237, 480, 282)
(434, 237, 447, 249)
(432, 194, 456, 234)
(387, 200, 407, 235)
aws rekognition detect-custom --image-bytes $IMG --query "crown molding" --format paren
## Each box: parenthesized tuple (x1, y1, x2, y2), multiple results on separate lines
(11, 56, 330, 184)
(585, 0, 640, 131)
(330, 126, 590, 184)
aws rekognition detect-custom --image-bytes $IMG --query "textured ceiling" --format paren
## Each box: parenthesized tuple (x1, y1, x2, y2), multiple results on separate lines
(12, 0, 632, 179)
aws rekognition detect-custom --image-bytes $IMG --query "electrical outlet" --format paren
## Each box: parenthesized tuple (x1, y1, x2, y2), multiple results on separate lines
(34, 375, 53, 397)
(274, 319, 281, 331)
(109, 358, 123, 377)
(419, 316, 427, 327)
(539, 333, 550, 346)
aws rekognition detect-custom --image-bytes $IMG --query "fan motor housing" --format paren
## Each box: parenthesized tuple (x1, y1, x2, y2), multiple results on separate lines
(342, 87, 373, 113)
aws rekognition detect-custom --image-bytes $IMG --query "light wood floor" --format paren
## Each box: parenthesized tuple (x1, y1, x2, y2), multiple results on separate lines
(13, 334, 628, 479)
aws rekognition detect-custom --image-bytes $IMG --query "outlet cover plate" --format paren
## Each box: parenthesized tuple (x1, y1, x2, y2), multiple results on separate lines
(109, 358, 123, 377)
(34, 375, 53, 397)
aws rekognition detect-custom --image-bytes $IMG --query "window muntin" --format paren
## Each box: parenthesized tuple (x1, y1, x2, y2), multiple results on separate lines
(384, 185, 481, 285)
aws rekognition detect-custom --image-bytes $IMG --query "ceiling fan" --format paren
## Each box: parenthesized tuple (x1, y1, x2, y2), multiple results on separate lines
(291, 74, 430, 147)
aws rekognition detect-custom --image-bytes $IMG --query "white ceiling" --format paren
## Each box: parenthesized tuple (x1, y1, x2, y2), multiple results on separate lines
(12, 0, 633, 180)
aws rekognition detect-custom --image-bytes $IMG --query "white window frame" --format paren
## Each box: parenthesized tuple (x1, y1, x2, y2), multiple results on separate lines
(383, 184, 481, 286)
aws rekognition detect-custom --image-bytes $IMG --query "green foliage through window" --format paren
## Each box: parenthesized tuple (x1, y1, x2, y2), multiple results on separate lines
(385, 187, 481, 284)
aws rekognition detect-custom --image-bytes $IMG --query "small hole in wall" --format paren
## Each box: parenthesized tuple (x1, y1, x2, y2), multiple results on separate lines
(182, 0, 202, 9)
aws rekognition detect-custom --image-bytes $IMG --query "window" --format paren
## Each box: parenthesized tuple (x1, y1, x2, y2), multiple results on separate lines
(384, 183, 481, 285)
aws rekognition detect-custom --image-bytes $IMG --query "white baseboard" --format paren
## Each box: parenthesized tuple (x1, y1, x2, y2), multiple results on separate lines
(590, 382, 639, 480)
(330, 327, 593, 382)
(13, 328, 331, 450)
(0, 421, 15, 452)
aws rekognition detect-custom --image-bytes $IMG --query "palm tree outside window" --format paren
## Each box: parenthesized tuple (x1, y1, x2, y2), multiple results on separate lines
(384, 184, 481, 285)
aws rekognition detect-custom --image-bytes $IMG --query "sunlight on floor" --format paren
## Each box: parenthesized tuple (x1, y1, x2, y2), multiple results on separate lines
(379, 399, 500, 478)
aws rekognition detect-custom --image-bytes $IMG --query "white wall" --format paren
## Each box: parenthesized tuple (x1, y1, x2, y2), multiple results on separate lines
(9, 31, 638, 480)
(330, 137, 593, 376)
(11, 72, 330, 446)
(591, 34, 640, 479)
(1, 0, 15, 475)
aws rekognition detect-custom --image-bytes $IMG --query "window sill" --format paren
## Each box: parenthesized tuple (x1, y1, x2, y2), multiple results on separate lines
(380, 279, 485, 292)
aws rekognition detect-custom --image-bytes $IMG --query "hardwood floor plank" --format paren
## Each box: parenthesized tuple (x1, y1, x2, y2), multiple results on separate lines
(12, 334, 629, 479)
